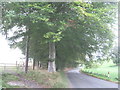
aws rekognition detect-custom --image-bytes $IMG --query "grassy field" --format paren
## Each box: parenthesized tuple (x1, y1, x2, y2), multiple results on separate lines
(82, 60, 118, 82)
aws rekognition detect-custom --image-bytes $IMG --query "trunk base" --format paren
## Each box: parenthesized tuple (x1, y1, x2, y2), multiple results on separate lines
(48, 61, 56, 72)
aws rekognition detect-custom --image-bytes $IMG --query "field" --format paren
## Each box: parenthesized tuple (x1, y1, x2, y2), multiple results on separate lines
(82, 61, 118, 82)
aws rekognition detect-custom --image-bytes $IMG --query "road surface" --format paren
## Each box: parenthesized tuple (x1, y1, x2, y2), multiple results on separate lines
(67, 68, 118, 88)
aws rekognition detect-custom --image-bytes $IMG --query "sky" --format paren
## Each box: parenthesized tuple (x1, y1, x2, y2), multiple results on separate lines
(0, 33, 25, 64)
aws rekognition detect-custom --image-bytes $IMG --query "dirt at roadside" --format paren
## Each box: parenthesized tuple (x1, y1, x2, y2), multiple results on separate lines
(6, 73, 42, 88)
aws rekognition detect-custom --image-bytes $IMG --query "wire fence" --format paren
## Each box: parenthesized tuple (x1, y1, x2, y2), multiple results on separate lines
(0, 62, 25, 74)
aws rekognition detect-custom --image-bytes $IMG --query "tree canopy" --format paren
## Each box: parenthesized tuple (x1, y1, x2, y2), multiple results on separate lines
(1, 2, 117, 71)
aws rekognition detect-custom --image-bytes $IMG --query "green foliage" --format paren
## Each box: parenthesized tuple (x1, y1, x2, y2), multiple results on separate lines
(113, 59, 120, 65)
(110, 46, 120, 65)
(44, 31, 63, 42)
(1, 2, 117, 69)
(84, 60, 104, 68)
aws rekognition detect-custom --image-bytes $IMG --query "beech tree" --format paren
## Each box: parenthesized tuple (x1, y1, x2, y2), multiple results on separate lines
(1, 2, 117, 72)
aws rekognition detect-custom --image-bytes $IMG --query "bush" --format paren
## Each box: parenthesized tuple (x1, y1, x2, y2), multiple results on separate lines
(84, 61, 101, 69)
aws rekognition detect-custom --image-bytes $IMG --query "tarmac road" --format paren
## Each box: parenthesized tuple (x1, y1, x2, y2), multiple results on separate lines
(67, 68, 118, 88)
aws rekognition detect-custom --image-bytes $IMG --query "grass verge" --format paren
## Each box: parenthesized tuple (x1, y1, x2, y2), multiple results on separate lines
(0, 74, 2, 89)
(81, 61, 118, 83)
(21, 70, 69, 88)
(2, 73, 20, 88)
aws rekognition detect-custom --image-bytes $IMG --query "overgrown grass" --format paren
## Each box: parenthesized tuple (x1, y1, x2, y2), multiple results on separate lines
(21, 70, 69, 88)
(2, 73, 20, 88)
(82, 60, 118, 82)
(0, 66, 24, 88)
(0, 75, 2, 89)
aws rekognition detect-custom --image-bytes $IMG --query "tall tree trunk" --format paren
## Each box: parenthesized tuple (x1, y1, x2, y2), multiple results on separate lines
(38, 61, 39, 68)
(25, 35, 30, 73)
(33, 58, 35, 70)
(48, 42, 56, 72)
(39, 61, 41, 68)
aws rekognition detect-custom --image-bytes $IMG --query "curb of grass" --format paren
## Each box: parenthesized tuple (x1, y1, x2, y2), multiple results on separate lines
(81, 70, 118, 84)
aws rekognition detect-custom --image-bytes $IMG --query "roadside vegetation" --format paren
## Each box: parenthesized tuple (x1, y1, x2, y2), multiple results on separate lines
(0, 75, 2, 89)
(1, 69, 69, 88)
(2, 73, 20, 88)
(82, 60, 118, 83)
(21, 70, 69, 88)
(0, 67, 2, 89)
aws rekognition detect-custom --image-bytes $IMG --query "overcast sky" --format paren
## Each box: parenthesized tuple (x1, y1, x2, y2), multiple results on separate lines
(0, 33, 25, 64)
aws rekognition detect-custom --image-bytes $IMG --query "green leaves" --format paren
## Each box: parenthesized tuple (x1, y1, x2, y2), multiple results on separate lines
(1, 2, 117, 69)
(44, 31, 63, 42)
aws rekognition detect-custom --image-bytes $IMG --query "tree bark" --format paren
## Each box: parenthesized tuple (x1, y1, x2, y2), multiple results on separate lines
(38, 61, 39, 67)
(37, 61, 41, 69)
(25, 35, 30, 73)
(48, 42, 56, 72)
(39, 62, 41, 68)
(33, 58, 35, 70)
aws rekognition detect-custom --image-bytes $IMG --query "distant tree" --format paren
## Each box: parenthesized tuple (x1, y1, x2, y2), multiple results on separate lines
(110, 45, 120, 65)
